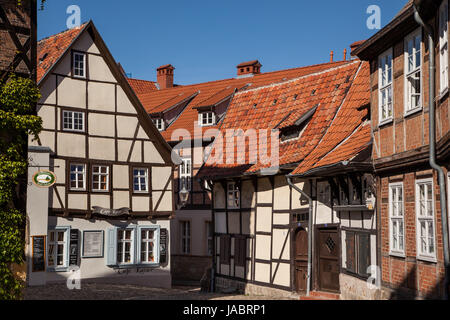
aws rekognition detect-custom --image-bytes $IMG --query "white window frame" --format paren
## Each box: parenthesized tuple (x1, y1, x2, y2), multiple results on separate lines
(440, 0, 449, 94)
(389, 183, 405, 256)
(70, 163, 86, 191)
(180, 221, 191, 255)
(133, 168, 148, 193)
(415, 178, 437, 262)
(63, 110, 85, 132)
(378, 48, 394, 124)
(92, 165, 109, 192)
(199, 111, 216, 127)
(73, 52, 86, 78)
(404, 28, 423, 115)
(138, 226, 160, 265)
(179, 158, 192, 191)
(117, 228, 135, 266)
(153, 118, 165, 131)
(227, 181, 240, 209)
(47, 227, 70, 271)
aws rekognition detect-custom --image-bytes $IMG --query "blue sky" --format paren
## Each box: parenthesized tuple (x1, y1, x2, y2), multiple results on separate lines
(38, 0, 406, 85)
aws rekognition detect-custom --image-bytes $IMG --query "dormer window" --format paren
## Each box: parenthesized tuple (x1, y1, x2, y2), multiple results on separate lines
(73, 52, 86, 78)
(200, 112, 215, 127)
(153, 118, 165, 131)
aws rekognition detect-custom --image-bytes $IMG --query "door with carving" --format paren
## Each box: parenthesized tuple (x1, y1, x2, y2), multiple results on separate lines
(317, 228, 340, 293)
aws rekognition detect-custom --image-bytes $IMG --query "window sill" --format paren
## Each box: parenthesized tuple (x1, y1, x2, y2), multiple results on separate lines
(417, 255, 437, 264)
(47, 267, 69, 273)
(389, 252, 406, 259)
(404, 107, 422, 118)
(439, 87, 449, 101)
(378, 118, 393, 128)
(111, 263, 161, 270)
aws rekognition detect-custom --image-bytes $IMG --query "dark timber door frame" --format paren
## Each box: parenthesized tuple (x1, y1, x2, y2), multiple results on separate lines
(315, 225, 341, 293)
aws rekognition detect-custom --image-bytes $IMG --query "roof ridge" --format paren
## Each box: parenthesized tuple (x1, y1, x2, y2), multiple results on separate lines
(128, 77, 156, 83)
(132, 60, 353, 92)
(235, 60, 360, 95)
(37, 22, 89, 44)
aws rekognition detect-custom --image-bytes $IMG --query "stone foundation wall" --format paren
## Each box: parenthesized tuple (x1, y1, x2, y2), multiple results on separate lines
(172, 255, 212, 283)
(340, 273, 387, 300)
(215, 276, 294, 298)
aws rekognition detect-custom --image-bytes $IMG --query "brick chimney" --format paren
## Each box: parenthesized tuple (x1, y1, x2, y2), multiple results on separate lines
(330, 51, 334, 62)
(157, 64, 175, 89)
(236, 60, 262, 77)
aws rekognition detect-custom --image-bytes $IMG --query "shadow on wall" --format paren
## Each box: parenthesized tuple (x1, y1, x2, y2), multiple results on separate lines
(387, 265, 446, 300)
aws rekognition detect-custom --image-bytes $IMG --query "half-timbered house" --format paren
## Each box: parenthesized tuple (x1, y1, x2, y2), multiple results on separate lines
(128, 59, 352, 284)
(26, 21, 175, 288)
(354, 0, 450, 299)
(199, 58, 378, 299)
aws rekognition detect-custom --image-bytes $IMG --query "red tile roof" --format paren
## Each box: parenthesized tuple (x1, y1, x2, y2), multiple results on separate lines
(127, 78, 158, 96)
(198, 60, 372, 179)
(131, 60, 351, 142)
(37, 23, 88, 83)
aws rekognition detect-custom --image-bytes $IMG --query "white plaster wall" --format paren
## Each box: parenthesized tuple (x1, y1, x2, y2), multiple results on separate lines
(72, 31, 100, 54)
(57, 77, 86, 108)
(272, 229, 290, 260)
(241, 180, 255, 208)
(58, 133, 85, 158)
(254, 262, 270, 283)
(88, 137, 115, 161)
(256, 207, 272, 233)
(113, 165, 129, 189)
(88, 54, 115, 83)
(257, 177, 272, 204)
(117, 116, 138, 138)
(255, 235, 271, 260)
(117, 86, 137, 114)
(88, 113, 115, 137)
(39, 74, 56, 105)
(88, 82, 115, 112)
(43, 217, 171, 288)
(37, 105, 55, 130)
(214, 183, 225, 209)
(274, 176, 290, 211)
(171, 210, 212, 256)
(144, 141, 165, 164)
(291, 178, 310, 210)
(113, 191, 129, 209)
(152, 167, 172, 190)
(152, 191, 172, 212)
(271, 262, 290, 287)
(228, 212, 240, 234)
(132, 196, 150, 212)
(215, 212, 226, 234)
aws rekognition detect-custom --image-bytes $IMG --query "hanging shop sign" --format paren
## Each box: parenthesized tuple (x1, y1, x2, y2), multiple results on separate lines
(32, 171, 56, 188)
(92, 206, 130, 217)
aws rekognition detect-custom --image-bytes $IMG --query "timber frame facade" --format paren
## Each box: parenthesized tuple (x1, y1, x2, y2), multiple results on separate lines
(26, 21, 176, 288)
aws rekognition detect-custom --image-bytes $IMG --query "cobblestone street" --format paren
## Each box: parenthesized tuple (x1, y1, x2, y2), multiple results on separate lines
(24, 283, 298, 300)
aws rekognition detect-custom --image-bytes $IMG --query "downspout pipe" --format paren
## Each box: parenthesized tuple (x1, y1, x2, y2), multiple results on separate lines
(287, 176, 313, 297)
(200, 178, 216, 293)
(414, 6, 450, 300)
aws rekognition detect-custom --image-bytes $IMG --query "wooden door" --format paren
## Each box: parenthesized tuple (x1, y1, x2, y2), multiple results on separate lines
(317, 228, 340, 293)
(294, 228, 308, 293)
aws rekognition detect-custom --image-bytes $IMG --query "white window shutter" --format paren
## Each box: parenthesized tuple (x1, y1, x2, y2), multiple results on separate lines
(106, 228, 117, 266)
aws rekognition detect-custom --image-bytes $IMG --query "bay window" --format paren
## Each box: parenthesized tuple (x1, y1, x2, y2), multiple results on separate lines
(389, 183, 405, 255)
(416, 179, 436, 260)
(379, 48, 393, 123)
(404, 29, 422, 113)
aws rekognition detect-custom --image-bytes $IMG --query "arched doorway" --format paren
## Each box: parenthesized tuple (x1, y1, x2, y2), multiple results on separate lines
(294, 227, 308, 293)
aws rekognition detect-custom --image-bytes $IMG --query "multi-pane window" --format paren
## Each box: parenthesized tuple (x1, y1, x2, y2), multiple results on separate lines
(404, 29, 422, 112)
(200, 112, 215, 127)
(153, 118, 164, 131)
(92, 165, 109, 192)
(379, 48, 393, 122)
(440, 0, 449, 93)
(389, 184, 405, 255)
(133, 168, 148, 192)
(70, 164, 86, 191)
(346, 231, 370, 278)
(206, 221, 213, 256)
(63, 111, 84, 132)
(181, 221, 191, 255)
(47, 230, 67, 268)
(140, 229, 156, 263)
(227, 182, 240, 209)
(73, 52, 86, 78)
(117, 229, 134, 265)
(317, 181, 331, 205)
(416, 180, 436, 259)
(180, 158, 192, 191)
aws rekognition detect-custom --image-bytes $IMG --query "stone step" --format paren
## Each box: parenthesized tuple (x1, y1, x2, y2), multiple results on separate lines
(300, 291, 340, 300)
